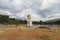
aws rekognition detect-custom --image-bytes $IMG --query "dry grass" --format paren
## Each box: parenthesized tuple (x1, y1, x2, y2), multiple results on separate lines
(0, 25, 60, 40)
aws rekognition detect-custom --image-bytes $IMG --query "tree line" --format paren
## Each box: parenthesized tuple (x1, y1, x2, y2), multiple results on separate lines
(33, 20, 60, 25)
(0, 14, 60, 25)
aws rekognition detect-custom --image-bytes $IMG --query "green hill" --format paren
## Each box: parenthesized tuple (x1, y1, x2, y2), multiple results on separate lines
(0, 14, 27, 25)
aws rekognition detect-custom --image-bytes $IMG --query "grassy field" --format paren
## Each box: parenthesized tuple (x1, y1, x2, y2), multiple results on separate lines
(0, 25, 60, 40)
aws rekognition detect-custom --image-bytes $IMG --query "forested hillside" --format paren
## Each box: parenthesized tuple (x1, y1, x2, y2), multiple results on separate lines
(0, 14, 27, 25)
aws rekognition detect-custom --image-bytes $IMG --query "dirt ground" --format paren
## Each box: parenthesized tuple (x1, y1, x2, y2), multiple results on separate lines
(0, 25, 60, 40)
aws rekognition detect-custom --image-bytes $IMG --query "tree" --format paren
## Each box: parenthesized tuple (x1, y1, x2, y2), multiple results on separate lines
(39, 20, 43, 25)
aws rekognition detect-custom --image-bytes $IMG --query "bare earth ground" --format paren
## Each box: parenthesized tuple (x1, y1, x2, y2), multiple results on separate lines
(0, 25, 60, 40)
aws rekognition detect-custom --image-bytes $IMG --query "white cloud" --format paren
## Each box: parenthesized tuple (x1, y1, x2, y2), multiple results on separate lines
(17, 9, 41, 21)
(0, 0, 60, 21)
(0, 10, 13, 15)
(40, 0, 58, 9)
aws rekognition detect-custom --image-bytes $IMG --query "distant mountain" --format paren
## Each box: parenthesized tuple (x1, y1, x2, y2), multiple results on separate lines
(47, 18, 60, 22)
(46, 18, 60, 24)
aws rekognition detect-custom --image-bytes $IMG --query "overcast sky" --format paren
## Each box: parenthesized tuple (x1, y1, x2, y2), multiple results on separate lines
(0, 0, 60, 21)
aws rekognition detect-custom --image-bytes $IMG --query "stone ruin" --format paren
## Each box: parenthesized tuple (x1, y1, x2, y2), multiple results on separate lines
(27, 15, 33, 27)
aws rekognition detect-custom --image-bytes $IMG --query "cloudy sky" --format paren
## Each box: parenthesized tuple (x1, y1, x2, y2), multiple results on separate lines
(0, 0, 60, 21)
